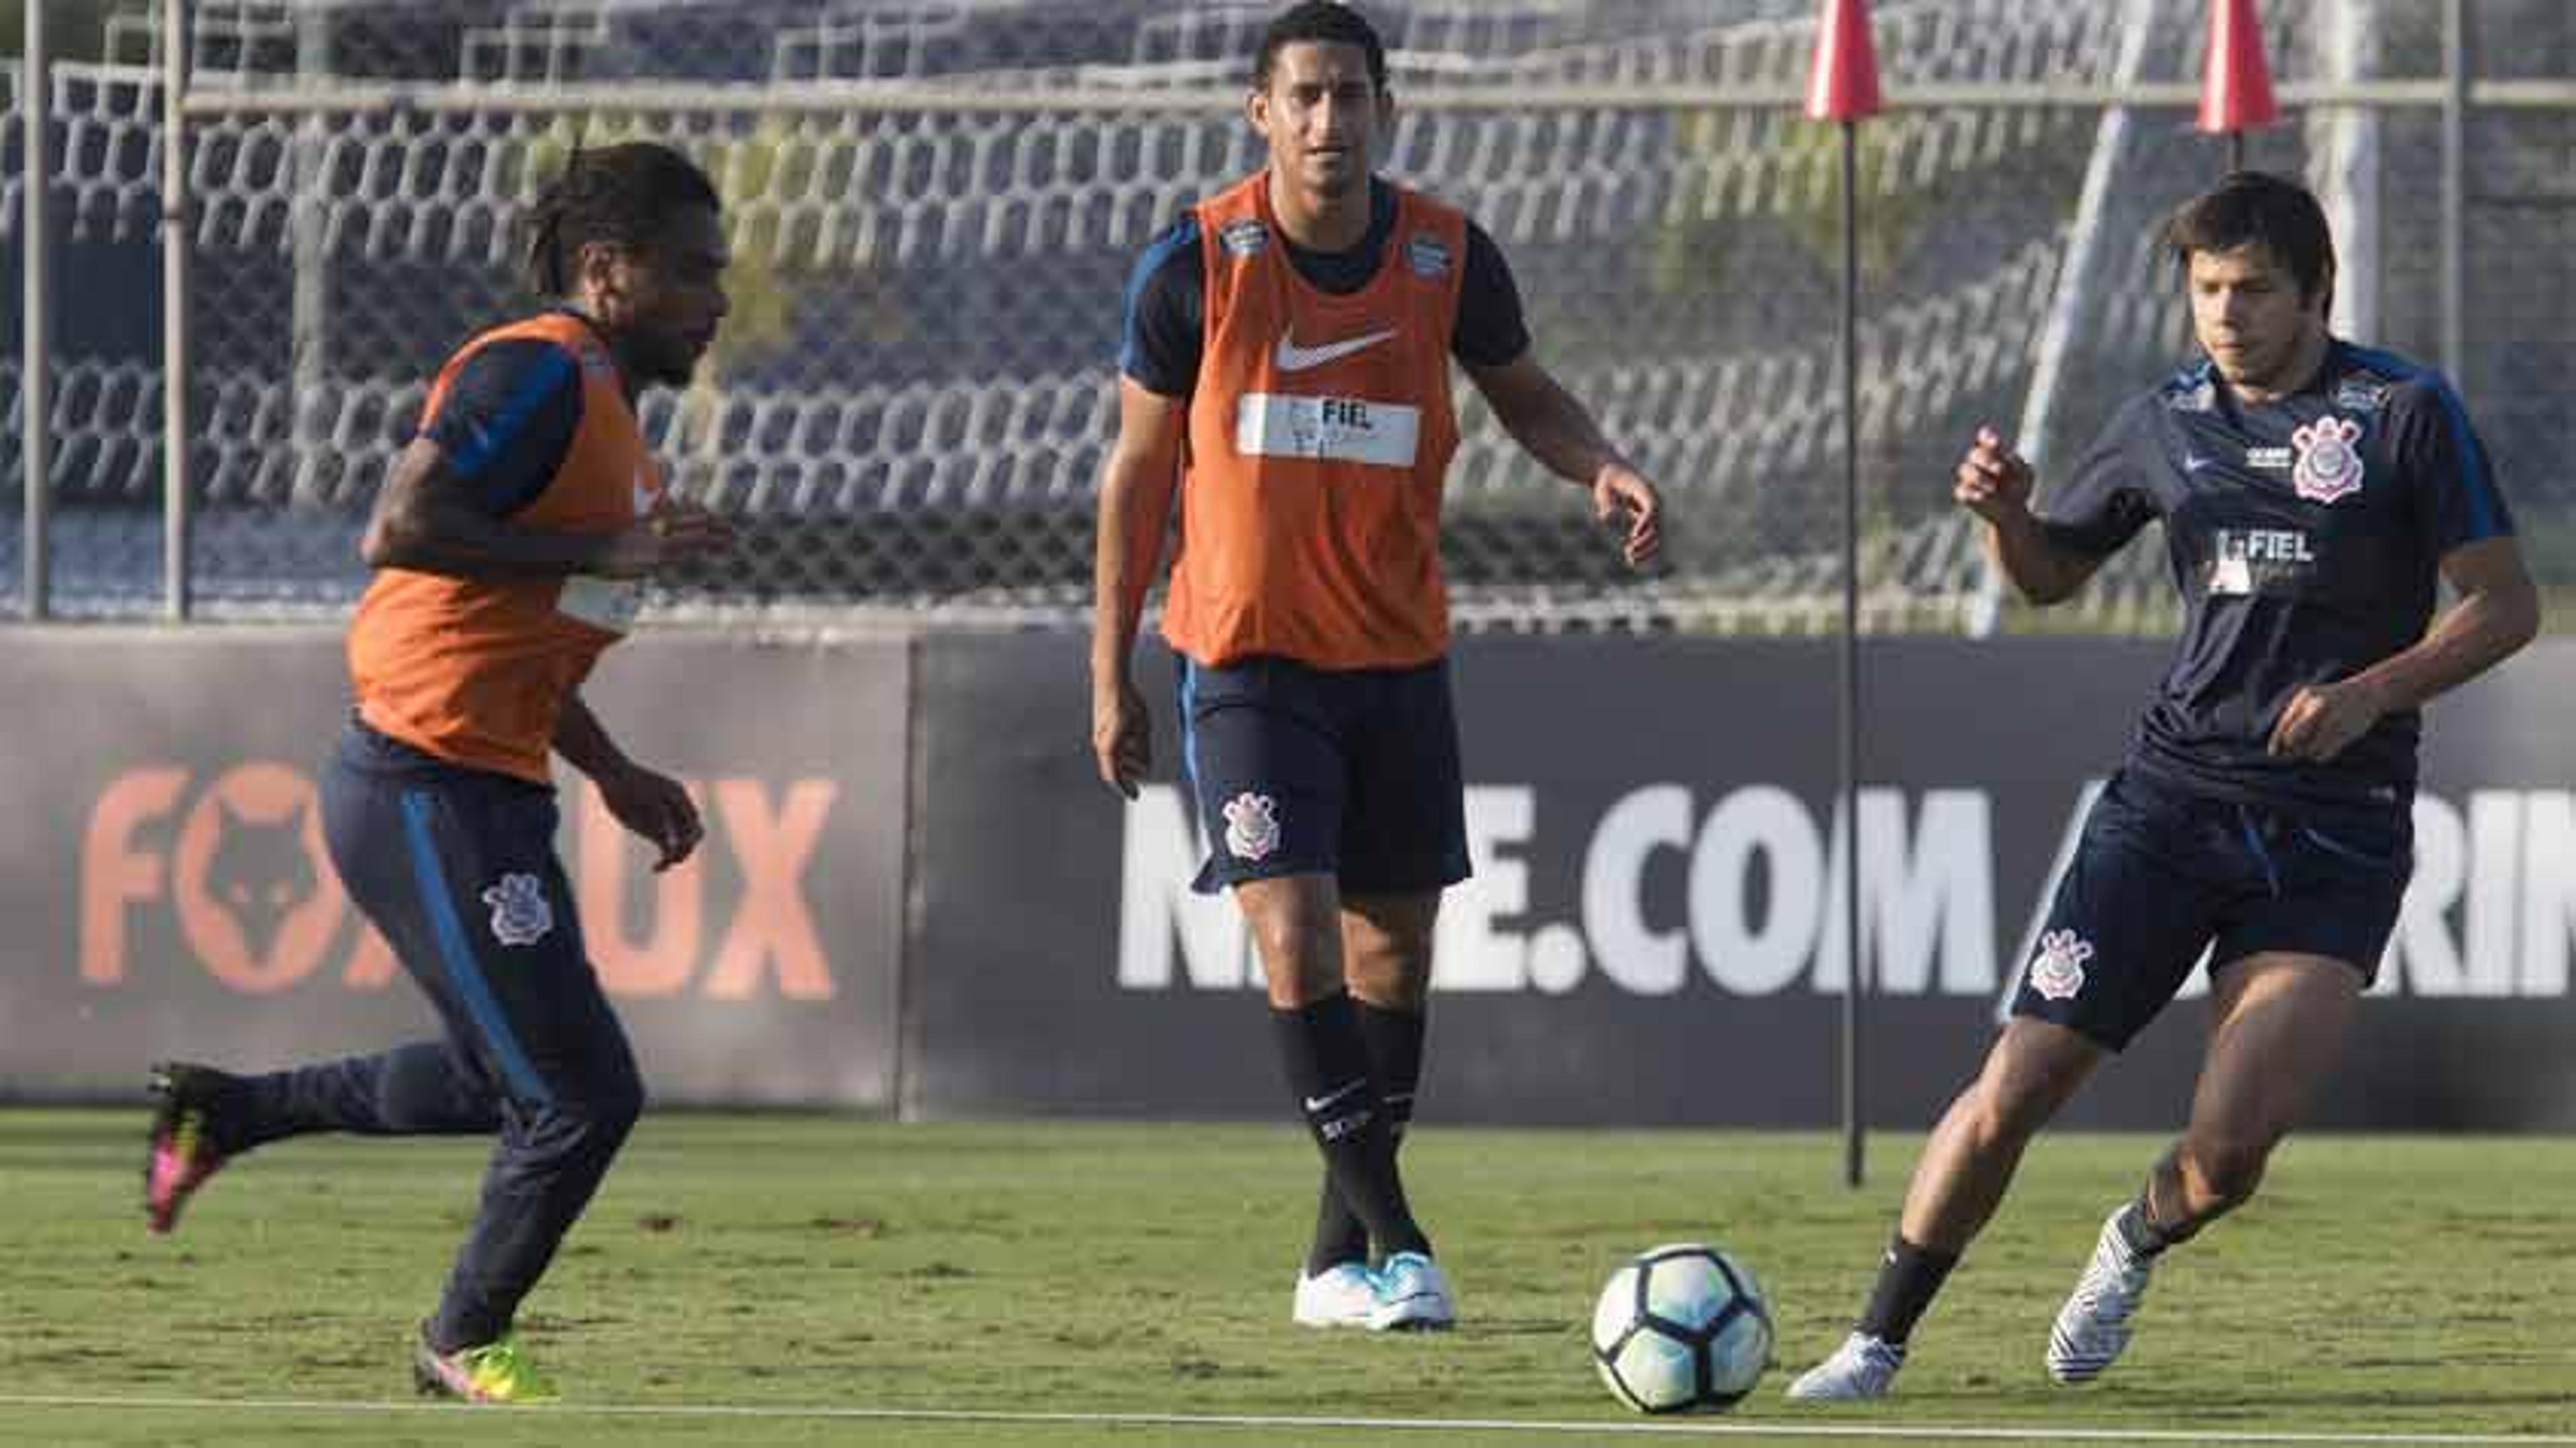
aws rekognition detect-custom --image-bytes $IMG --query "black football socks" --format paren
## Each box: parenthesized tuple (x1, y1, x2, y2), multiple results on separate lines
(1273, 992, 1431, 1267)
(1856, 1235, 1960, 1345)
(1307, 999, 1426, 1274)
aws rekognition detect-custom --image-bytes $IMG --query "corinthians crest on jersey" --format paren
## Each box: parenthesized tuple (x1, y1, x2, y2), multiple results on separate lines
(2290, 415, 2367, 504)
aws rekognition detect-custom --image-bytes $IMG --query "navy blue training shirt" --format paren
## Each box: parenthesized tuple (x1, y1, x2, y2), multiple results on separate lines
(2041, 340, 2515, 819)
(417, 332, 587, 517)
(1120, 177, 1531, 398)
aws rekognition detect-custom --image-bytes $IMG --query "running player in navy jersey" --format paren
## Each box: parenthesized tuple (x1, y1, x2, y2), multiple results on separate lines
(1790, 172, 2538, 1400)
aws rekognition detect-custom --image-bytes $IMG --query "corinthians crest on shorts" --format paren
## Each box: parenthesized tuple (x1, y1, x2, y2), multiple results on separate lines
(2290, 416, 2366, 504)
(2027, 929, 2094, 1002)
(1223, 791, 1282, 862)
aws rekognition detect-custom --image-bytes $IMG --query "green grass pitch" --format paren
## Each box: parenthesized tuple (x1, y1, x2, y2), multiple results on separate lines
(4, 1110, 2571, 1445)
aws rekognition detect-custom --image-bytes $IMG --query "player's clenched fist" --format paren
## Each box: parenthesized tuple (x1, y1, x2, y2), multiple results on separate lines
(1953, 425, 2035, 523)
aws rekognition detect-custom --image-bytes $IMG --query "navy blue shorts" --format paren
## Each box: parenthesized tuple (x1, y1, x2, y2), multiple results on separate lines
(321, 720, 637, 1112)
(1177, 654, 1472, 896)
(2011, 767, 2412, 1051)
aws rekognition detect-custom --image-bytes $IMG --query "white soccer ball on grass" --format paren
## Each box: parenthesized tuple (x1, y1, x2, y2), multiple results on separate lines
(1589, 1241, 1772, 1412)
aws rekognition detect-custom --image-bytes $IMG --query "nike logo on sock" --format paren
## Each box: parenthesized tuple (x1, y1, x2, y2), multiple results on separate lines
(1274, 327, 1398, 372)
(1302, 1078, 1368, 1113)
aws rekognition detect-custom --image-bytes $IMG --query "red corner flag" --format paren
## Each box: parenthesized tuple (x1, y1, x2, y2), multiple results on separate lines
(1805, 0, 1884, 121)
(2198, 0, 2279, 133)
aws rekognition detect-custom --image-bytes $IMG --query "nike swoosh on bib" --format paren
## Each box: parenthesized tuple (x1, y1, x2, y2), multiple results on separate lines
(1274, 327, 1399, 372)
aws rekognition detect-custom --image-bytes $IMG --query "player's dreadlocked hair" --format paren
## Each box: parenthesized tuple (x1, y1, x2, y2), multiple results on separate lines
(1253, 1, 1387, 93)
(2162, 170, 2337, 309)
(519, 141, 722, 299)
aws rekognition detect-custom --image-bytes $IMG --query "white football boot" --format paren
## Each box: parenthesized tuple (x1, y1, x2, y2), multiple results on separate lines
(2047, 1206, 2159, 1384)
(1784, 1331, 1906, 1401)
(1291, 1261, 1379, 1328)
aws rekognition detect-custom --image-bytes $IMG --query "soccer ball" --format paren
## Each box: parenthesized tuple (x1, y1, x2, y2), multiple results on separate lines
(1589, 1242, 1772, 1412)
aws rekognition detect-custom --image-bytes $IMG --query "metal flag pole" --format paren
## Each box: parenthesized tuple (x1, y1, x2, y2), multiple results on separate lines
(22, 0, 52, 619)
(1836, 112, 1864, 1190)
(1805, 0, 1882, 1190)
(162, 0, 193, 618)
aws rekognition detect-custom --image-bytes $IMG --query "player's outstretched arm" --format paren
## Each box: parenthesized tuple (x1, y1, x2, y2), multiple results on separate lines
(1089, 379, 1186, 799)
(1464, 353, 1661, 569)
(2269, 536, 2540, 762)
(362, 437, 730, 580)
(553, 692, 704, 872)
(1955, 426, 2099, 606)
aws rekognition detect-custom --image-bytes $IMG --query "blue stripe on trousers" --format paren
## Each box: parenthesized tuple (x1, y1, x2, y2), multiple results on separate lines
(400, 790, 551, 1105)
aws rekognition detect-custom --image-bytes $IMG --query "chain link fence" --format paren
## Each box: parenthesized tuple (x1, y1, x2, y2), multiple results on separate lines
(3, 0, 2571, 632)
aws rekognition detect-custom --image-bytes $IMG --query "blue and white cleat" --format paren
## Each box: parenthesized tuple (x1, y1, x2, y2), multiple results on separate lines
(1366, 1250, 1455, 1332)
(1292, 1261, 1379, 1328)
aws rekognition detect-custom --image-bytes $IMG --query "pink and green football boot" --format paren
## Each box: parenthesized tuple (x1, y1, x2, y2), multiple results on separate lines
(142, 1062, 237, 1234)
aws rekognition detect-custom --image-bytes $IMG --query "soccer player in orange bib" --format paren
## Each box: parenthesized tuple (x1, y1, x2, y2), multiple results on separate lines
(140, 142, 733, 1403)
(1091, 1, 1663, 1332)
